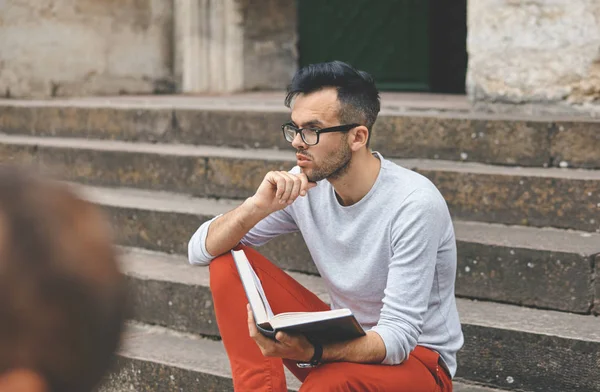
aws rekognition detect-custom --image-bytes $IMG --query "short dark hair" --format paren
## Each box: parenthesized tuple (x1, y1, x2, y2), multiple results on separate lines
(285, 61, 381, 146)
(0, 167, 128, 392)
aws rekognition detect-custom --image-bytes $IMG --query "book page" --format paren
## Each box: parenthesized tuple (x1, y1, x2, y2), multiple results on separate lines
(271, 308, 352, 326)
(250, 264, 274, 319)
(231, 249, 270, 325)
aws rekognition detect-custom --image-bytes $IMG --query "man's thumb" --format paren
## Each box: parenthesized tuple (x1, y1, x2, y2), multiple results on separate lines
(275, 332, 289, 343)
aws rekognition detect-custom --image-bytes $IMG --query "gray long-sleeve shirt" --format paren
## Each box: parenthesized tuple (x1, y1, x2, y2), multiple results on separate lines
(188, 153, 463, 376)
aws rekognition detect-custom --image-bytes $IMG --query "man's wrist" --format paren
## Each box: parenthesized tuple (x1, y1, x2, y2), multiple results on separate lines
(297, 341, 323, 368)
(241, 197, 270, 223)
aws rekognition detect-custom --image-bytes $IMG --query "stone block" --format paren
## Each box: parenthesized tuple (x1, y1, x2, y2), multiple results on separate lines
(550, 121, 600, 169)
(373, 116, 552, 166)
(456, 242, 594, 313)
(106, 206, 204, 255)
(127, 276, 219, 336)
(205, 157, 291, 198)
(173, 109, 291, 148)
(99, 356, 233, 392)
(0, 145, 207, 195)
(0, 106, 174, 141)
(420, 169, 600, 233)
(458, 324, 600, 392)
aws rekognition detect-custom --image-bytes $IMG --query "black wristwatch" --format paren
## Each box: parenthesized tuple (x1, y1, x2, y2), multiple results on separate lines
(296, 341, 323, 368)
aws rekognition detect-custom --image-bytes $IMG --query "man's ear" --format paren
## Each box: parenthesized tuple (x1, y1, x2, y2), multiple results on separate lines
(349, 125, 370, 151)
(0, 369, 48, 392)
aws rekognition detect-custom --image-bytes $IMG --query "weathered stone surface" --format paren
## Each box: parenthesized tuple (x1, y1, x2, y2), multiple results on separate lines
(173, 109, 291, 148)
(99, 356, 233, 392)
(99, 323, 516, 392)
(0, 105, 175, 141)
(0, 144, 207, 195)
(456, 242, 594, 313)
(127, 276, 219, 336)
(106, 206, 206, 255)
(3, 102, 600, 167)
(372, 116, 553, 166)
(104, 197, 596, 313)
(594, 255, 600, 315)
(205, 157, 290, 198)
(0, 0, 174, 98)
(105, 203, 313, 274)
(468, 0, 600, 113)
(1, 138, 598, 232)
(420, 169, 600, 233)
(239, 0, 297, 90)
(550, 121, 600, 168)
(458, 324, 600, 392)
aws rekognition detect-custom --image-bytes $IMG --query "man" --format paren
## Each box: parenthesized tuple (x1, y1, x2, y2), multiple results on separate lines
(0, 167, 127, 392)
(188, 61, 463, 391)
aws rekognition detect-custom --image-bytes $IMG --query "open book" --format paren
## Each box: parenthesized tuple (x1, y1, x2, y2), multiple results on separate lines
(232, 249, 365, 343)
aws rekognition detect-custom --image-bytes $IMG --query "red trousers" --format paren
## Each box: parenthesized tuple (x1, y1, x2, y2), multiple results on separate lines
(210, 246, 453, 392)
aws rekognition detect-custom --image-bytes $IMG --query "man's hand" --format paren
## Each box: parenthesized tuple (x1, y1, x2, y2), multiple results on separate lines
(248, 171, 317, 216)
(247, 304, 315, 362)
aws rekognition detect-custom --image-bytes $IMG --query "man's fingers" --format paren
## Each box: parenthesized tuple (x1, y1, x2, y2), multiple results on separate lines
(275, 331, 292, 345)
(298, 173, 317, 196)
(276, 172, 293, 204)
(274, 174, 287, 201)
(283, 173, 302, 204)
(247, 304, 259, 338)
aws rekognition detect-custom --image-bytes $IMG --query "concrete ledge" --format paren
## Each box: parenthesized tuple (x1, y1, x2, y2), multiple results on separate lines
(459, 324, 600, 392)
(98, 324, 235, 392)
(81, 185, 600, 313)
(1, 100, 600, 168)
(98, 324, 508, 392)
(0, 136, 598, 232)
(457, 299, 600, 392)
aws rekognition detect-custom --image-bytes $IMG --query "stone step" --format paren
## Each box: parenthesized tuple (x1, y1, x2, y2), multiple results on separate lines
(83, 184, 600, 314)
(116, 248, 600, 392)
(1, 96, 600, 168)
(1, 134, 599, 232)
(99, 323, 514, 392)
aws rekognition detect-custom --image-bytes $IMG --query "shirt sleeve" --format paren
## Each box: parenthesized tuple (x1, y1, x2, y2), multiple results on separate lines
(239, 207, 298, 247)
(187, 207, 299, 266)
(370, 188, 448, 365)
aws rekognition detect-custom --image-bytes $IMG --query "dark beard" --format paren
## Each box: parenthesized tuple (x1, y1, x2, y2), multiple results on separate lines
(302, 140, 352, 182)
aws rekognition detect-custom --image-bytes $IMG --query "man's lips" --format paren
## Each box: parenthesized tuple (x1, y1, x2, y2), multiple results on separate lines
(296, 154, 311, 161)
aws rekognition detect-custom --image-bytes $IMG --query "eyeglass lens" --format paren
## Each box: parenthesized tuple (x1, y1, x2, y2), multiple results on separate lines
(283, 126, 318, 145)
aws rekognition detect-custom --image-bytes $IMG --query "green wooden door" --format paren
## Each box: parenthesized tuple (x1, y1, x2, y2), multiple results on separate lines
(298, 0, 430, 91)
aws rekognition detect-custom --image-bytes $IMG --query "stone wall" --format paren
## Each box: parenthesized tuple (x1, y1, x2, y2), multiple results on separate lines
(175, 0, 296, 93)
(468, 0, 600, 115)
(0, 0, 174, 98)
(238, 0, 297, 91)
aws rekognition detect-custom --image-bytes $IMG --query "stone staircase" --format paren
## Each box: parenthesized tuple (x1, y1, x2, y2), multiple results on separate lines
(0, 94, 598, 392)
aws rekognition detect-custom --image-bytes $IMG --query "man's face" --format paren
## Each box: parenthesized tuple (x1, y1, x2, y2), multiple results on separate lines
(290, 88, 352, 182)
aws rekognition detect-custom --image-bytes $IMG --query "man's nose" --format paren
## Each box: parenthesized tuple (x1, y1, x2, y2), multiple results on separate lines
(291, 132, 307, 149)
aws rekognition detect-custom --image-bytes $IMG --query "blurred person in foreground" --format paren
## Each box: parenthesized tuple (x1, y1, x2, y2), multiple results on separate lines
(189, 61, 462, 391)
(0, 167, 127, 392)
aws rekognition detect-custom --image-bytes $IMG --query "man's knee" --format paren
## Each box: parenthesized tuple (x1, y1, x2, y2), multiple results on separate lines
(209, 253, 238, 297)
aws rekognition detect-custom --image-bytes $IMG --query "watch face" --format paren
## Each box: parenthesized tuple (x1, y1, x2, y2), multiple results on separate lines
(296, 362, 317, 369)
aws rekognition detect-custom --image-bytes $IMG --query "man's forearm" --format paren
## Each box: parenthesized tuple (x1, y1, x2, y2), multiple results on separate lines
(205, 197, 268, 257)
(321, 331, 386, 364)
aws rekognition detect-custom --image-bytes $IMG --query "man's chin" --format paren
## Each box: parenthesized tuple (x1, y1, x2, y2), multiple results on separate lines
(300, 167, 319, 183)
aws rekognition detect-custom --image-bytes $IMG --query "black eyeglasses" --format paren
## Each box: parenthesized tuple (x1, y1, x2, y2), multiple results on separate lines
(281, 122, 360, 146)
